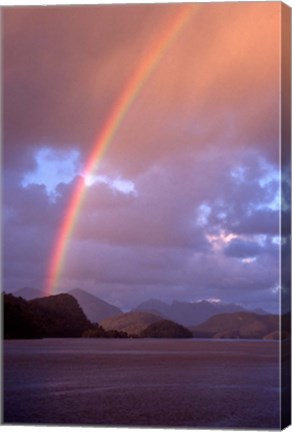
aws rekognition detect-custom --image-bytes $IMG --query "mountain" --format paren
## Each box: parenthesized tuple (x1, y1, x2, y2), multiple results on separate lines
(12, 287, 45, 300)
(4, 293, 41, 339)
(4, 293, 92, 339)
(141, 320, 193, 339)
(134, 299, 246, 326)
(252, 307, 269, 315)
(30, 294, 92, 337)
(134, 299, 169, 318)
(191, 311, 279, 339)
(68, 288, 122, 323)
(100, 311, 162, 336)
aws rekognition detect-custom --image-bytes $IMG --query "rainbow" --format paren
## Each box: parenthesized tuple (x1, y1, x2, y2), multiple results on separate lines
(44, 4, 195, 296)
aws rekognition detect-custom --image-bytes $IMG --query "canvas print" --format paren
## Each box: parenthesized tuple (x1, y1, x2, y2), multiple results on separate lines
(2, 1, 291, 429)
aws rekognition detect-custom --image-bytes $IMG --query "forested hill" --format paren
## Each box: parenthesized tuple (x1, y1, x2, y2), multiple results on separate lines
(4, 292, 92, 339)
(191, 311, 280, 339)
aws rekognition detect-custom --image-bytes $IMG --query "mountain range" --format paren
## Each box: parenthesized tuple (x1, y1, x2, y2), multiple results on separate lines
(133, 298, 266, 326)
(5, 288, 288, 340)
(13, 288, 267, 330)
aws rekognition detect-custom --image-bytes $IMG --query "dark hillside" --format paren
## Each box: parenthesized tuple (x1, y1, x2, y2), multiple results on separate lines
(30, 294, 91, 337)
(4, 293, 42, 339)
(141, 319, 193, 338)
(3, 293, 92, 339)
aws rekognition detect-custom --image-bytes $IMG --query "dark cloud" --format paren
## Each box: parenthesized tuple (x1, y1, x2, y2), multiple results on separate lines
(231, 209, 279, 236)
(224, 239, 263, 258)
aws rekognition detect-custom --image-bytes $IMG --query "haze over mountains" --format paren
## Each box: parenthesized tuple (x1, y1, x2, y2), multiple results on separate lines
(13, 286, 267, 327)
(135, 298, 247, 326)
(7, 287, 287, 340)
(68, 288, 122, 323)
(13, 287, 46, 301)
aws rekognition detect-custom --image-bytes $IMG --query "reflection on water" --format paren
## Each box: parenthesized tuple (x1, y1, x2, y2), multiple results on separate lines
(4, 338, 280, 428)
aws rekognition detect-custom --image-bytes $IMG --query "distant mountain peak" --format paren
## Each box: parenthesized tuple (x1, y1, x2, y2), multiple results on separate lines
(137, 298, 169, 307)
(12, 287, 45, 301)
(67, 288, 122, 323)
(134, 298, 247, 327)
(205, 298, 222, 304)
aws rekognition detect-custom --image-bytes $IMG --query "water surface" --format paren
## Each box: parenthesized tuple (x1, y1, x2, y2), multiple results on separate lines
(3, 338, 280, 428)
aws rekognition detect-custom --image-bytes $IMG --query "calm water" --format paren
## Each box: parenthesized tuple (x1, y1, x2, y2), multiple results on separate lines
(3, 338, 280, 428)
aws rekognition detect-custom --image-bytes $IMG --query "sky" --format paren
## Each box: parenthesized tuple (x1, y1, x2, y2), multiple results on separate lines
(2, 2, 290, 312)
